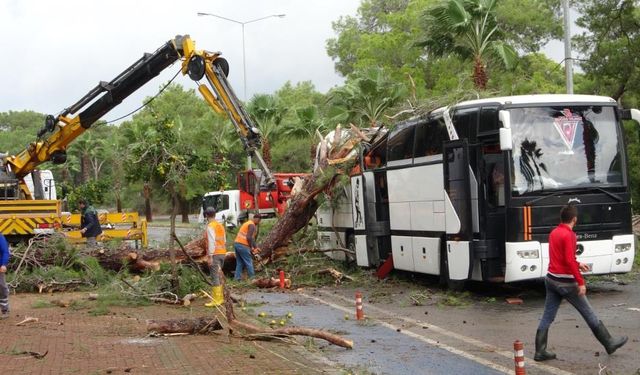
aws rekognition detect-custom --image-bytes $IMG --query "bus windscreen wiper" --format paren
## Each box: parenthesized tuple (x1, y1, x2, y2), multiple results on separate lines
(525, 191, 559, 206)
(573, 186, 623, 202)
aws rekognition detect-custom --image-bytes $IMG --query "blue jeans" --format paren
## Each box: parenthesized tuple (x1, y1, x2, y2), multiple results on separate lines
(234, 243, 255, 280)
(538, 276, 600, 331)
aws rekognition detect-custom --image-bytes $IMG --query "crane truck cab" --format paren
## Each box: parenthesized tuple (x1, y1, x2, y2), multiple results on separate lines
(198, 190, 243, 227)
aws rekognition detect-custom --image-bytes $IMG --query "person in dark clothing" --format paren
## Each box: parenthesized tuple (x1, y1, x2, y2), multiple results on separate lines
(534, 204, 627, 361)
(0, 233, 10, 319)
(78, 198, 102, 248)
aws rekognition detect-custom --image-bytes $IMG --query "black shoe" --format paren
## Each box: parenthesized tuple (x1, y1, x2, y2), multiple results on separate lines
(534, 329, 557, 361)
(592, 321, 628, 355)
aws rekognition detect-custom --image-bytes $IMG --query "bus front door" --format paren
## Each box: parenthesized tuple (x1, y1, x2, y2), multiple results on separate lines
(443, 140, 474, 281)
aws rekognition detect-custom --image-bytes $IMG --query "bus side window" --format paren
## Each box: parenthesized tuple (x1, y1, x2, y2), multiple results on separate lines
(415, 117, 449, 157)
(479, 106, 499, 133)
(453, 108, 479, 141)
(387, 123, 416, 162)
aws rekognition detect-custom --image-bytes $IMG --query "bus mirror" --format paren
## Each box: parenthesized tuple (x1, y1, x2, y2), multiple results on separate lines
(620, 108, 640, 123)
(500, 128, 512, 151)
(499, 110, 511, 129)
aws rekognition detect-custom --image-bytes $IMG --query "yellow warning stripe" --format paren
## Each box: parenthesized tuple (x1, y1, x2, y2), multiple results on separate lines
(0, 216, 60, 235)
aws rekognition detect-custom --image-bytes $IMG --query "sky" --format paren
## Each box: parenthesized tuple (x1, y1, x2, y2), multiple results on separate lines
(0, 0, 578, 125)
(0, 0, 360, 122)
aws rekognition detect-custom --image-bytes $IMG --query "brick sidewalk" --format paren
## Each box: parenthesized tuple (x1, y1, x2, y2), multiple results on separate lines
(0, 293, 338, 374)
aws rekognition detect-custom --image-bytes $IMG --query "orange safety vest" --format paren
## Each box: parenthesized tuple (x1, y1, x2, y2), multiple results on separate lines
(235, 221, 254, 247)
(205, 220, 226, 255)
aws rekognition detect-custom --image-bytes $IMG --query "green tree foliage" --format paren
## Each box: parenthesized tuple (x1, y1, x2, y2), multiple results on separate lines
(327, 67, 407, 127)
(327, 0, 431, 97)
(62, 179, 111, 211)
(0, 111, 45, 154)
(247, 93, 288, 168)
(419, 0, 518, 90)
(122, 84, 229, 221)
(574, 0, 640, 104)
(495, 0, 562, 53)
(490, 52, 566, 94)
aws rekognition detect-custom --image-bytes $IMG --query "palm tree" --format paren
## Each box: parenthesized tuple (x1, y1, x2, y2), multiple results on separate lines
(247, 94, 287, 169)
(327, 67, 406, 127)
(420, 0, 517, 90)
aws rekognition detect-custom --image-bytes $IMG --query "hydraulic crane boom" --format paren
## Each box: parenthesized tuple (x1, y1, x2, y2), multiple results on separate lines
(3, 34, 275, 199)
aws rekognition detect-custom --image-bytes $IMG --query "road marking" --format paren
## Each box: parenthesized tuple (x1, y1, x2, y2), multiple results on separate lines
(300, 292, 513, 375)
(313, 290, 574, 375)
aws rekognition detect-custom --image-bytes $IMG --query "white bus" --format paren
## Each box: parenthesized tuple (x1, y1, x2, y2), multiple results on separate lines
(317, 95, 640, 287)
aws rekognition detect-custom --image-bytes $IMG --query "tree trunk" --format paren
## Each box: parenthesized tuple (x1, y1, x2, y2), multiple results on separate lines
(222, 283, 352, 349)
(169, 185, 178, 291)
(472, 56, 488, 91)
(80, 151, 91, 183)
(257, 177, 320, 259)
(262, 137, 273, 169)
(115, 194, 122, 213)
(146, 317, 223, 334)
(257, 124, 376, 261)
(143, 182, 152, 222)
(180, 197, 190, 224)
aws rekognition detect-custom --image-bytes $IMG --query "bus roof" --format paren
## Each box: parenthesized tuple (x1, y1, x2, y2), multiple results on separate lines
(433, 94, 616, 113)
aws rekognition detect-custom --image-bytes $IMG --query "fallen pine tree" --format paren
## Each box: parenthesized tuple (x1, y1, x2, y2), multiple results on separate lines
(256, 124, 382, 262)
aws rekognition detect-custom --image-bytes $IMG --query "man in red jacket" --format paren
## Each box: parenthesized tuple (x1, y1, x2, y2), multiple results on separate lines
(534, 204, 627, 361)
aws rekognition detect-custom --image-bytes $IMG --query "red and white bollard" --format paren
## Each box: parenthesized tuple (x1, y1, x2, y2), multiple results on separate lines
(513, 340, 526, 375)
(279, 270, 285, 289)
(355, 291, 364, 320)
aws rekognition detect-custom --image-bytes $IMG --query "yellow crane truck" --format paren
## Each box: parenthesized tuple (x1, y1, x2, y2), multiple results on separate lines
(0, 35, 274, 244)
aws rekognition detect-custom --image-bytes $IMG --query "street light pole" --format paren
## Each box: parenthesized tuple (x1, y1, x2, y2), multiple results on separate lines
(562, 0, 574, 94)
(197, 12, 285, 100)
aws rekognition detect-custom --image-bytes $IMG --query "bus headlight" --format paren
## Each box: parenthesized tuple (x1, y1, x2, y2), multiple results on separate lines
(517, 250, 540, 259)
(615, 243, 631, 253)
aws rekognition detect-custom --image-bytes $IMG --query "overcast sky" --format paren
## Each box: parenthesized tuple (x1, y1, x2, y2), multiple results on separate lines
(0, 0, 360, 122)
(0, 0, 576, 125)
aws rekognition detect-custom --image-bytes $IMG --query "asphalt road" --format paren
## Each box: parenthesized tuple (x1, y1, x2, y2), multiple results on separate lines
(241, 273, 640, 375)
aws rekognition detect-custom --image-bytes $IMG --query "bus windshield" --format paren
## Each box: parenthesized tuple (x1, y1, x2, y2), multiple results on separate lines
(202, 193, 229, 212)
(510, 105, 625, 195)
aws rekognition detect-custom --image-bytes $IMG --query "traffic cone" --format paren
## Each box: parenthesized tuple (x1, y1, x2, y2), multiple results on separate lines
(355, 291, 364, 320)
(513, 340, 526, 375)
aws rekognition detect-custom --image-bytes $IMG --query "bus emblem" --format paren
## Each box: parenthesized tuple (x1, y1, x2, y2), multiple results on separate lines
(554, 109, 581, 150)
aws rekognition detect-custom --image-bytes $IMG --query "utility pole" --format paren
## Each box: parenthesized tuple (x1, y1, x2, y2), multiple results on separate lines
(562, 0, 574, 94)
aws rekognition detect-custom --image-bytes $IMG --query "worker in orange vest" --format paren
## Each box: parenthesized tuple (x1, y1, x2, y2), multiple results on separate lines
(234, 213, 262, 280)
(203, 207, 226, 307)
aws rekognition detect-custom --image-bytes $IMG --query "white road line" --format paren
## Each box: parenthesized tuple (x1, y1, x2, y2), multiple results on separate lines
(300, 292, 513, 375)
(314, 290, 574, 375)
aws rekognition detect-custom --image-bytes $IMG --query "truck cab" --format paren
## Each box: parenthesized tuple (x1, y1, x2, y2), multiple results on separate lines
(198, 190, 242, 227)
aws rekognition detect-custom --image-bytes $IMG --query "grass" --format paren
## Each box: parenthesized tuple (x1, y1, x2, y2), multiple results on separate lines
(437, 291, 471, 308)
(31, 299, 54, 308)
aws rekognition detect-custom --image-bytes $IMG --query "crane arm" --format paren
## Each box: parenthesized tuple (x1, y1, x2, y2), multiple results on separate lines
(6, 39, 181, 180)
(5, 34, 274, 197)
(175, 36, 275, 186)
